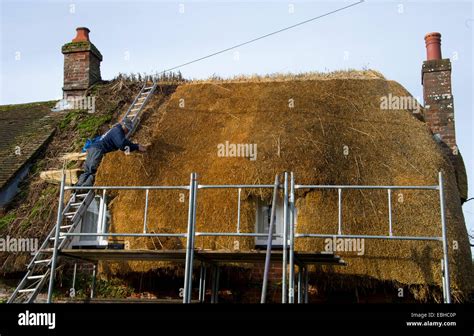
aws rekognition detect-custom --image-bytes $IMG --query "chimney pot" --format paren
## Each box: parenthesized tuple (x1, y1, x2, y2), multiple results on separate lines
(424, 32, 442, 60)
(62, 27, 102, 97)
(72, 27, 91, 43)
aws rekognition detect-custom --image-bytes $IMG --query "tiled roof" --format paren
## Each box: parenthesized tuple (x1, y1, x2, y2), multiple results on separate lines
(0, 101, 60, 190)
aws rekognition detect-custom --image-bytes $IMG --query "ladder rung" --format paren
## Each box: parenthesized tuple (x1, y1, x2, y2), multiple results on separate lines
(64, 212, 76, 216)
(27, 275, 46, 280)
(34, 259, 51, 264)
(144, 87, 154, 90)
(60, 225, 73, 229)
(75, 193, 89, 198)
(128, 114, 137, 118)
(19, 288, 36, 293)
(71, 203, 82, 206)
(49, 236, 65, 241)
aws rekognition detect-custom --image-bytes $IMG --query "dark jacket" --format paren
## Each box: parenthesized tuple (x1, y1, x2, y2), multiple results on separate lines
(91, 124, 139, 153)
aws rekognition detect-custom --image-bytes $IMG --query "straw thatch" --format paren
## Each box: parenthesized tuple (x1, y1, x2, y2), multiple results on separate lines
(95, 71, 472, 301)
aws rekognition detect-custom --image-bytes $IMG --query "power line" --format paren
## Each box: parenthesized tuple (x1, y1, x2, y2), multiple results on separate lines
(157, 0, 365, 75)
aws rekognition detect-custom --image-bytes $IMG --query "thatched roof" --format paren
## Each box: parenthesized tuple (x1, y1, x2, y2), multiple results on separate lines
(95, 71, 472, 301)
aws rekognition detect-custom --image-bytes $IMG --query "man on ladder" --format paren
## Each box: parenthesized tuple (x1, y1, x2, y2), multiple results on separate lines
(76, 119, 148, 186)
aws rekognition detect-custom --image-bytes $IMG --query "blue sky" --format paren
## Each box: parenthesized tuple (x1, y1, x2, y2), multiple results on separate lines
(1, 0, 473, 251)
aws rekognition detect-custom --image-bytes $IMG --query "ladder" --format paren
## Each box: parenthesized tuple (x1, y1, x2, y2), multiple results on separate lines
(9, 76, 156, 303)
(122, 76, 157, 138)
(8, 191, 94, 303)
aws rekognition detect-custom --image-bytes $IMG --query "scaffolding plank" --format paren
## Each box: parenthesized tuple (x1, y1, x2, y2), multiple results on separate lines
(60, 249, 345, 266)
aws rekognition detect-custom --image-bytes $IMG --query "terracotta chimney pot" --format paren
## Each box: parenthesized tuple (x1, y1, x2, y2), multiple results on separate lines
(72, 27, 91, 43)
(424, 32, 442, 60)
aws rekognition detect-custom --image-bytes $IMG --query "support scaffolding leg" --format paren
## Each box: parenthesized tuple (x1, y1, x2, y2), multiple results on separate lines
(297, 267, 303, 304)
(47, 173, 66, 303)
(261, 174, 280, 303)
(211, 266, 220, 304)
(282, 172, 289, 303)
(90, 263, 97, 299)
(304, 267, 309, 304)
(289, 172, 296, 303)
(438, 172, 451, 304)
(183, 173, 198, 304)
(198, 264, 207, 303)
(72, 263, 77, 295)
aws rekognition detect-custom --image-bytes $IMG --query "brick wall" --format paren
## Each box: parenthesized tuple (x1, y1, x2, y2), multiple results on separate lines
(422, 59, 456, 160)
(62, 37, 102, 98)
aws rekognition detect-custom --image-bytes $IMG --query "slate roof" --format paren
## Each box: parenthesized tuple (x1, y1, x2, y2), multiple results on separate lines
(0, 101, 60, 191)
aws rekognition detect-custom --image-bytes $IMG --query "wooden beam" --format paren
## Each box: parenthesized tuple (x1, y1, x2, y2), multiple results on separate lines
(60, 152, 87, 162)
(40, 168, 81, 185)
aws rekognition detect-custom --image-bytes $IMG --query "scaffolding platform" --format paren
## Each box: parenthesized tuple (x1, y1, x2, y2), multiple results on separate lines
(8, 171, 451, 304)
(59, 249, 346, 266)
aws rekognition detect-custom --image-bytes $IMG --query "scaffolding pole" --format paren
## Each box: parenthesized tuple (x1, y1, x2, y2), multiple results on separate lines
(183, 173, 198, 303)
(304, 267, 309, 303)
(210, 266, 220, 303)
(47, 172, 66, 303)
(198, 263, 207, 303)
(90, 263, 97, 299)
(297, 267, 302, 304)
(282, 172, 289, 303)
(261, 174, 280, 303)
(143, 189, 149, 233)
(71, 263, 77, 295)
(439, 172, 451, 303)
(288, 172, 296, 303)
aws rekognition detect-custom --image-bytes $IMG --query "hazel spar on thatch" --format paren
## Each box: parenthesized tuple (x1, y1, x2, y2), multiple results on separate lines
(95, 71, 472, 302)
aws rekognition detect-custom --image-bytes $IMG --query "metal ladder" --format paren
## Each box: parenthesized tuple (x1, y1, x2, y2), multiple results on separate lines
(8, 191, 94, 303)
(8, 77, 156, 303)
(122, 76, 157, 138)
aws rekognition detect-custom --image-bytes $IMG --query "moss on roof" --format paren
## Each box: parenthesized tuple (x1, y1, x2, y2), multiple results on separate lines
(0, 100, 60, 191)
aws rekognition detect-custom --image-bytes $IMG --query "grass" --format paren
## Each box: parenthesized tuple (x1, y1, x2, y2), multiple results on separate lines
(0, 213, 16, 231)
(57, 273, 134, 299)
(20, 185, 56, 230)
(59, 109, 113, 149)
(94, 278, 134, 298)
(77, 114, 112, 140)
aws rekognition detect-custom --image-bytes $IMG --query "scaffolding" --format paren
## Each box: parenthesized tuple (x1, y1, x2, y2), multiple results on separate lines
(10, 171, 451, 304)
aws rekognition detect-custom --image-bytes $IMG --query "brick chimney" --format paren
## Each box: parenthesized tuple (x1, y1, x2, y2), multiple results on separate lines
(422, 32, 468, 202)
(422, 32, 457, 159)
(62, 27, 103, 98)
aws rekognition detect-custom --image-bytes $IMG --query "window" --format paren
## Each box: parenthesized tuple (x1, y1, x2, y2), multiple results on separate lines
(255, 197, 284, 247)
(71, 196, 109, 248)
